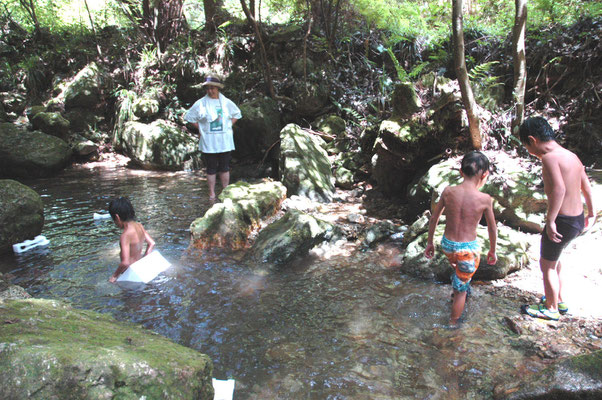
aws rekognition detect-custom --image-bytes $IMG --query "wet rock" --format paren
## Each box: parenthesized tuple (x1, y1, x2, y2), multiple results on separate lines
(500, 350, 602, 400)
(0, 123, 72, 178)
(362, 220, 404, 248)
(401, 223, 530, 282)
(190, 180, 287, 249)
(249, 209, 335, 265)
(279, 123, 335, 202)
(31, 111, 71, 139)
(0, 298, 214, 399)
(116, 119, 200, 170)
(0, 179, 44, 253)
(70, 135, 99, 159)
(292, 57, 314, 77)
(234, 96, 281, 161)
(407, 152, 547, 233)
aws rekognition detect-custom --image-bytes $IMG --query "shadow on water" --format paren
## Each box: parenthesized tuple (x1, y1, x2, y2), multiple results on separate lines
(1, 165, 546, 399)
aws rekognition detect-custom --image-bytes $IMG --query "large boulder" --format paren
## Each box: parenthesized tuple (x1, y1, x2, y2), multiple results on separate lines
(249, 209, 334, 265)
(116, 120, 201, 170)
(0, 298, 214, 399)
(313, 114, 346, 141)
(279, 123, 335, 202)
(407, 152, 547, 233)
(234, 96, 281, 161)
(190, 180, 287, 249)
(30, 111, 70, 139)
(400, 222, 530, 282)
(62, 62, 103, 110)
(499, 350, 602, 400)
(371, 118, 431, 196)
(0, 180, 44, 254)
(0, 123, 72, 178)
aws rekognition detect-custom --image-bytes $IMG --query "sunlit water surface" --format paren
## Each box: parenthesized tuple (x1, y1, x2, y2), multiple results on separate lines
(1, 166, 544, 399)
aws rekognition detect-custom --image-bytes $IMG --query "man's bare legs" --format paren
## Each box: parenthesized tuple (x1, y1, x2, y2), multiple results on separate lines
(207, 171, 230, 201)
(541, 258, 561, 312)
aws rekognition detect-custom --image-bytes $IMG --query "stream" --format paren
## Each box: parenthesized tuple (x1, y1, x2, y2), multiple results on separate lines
(1, 165, 548, 399)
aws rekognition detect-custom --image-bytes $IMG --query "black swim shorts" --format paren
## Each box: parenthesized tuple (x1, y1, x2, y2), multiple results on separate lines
(541, 212, 585, 262)
(202, 151, 232, 175)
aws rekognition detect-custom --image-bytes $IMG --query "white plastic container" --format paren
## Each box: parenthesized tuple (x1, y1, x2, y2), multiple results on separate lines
(116, 250, 171, 283)
(13, 235, 50, 253)
(93, 213, 112, 220)
(212, 378, 235, 400)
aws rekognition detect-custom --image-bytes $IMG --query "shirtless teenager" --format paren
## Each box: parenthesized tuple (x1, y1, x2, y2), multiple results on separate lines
(519, 117, 596, 320)
(108, 197, 155, 283)
(425, 151, 498, 325)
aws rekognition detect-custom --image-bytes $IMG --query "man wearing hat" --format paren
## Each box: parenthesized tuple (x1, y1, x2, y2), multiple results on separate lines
(185, 75, 242, 201)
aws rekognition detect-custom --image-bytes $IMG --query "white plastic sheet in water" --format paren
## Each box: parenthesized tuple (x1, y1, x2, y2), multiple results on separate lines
(116, 251, 171, 283)
(93, 212, 112, 220)
(13, 235, 50, 253)
(212, 378, 235, 400)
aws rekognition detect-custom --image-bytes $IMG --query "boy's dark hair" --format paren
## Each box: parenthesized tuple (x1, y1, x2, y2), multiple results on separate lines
(461, 151, 490, 177)
(108, 197, 136, 222)
(519, 116, 555, 144)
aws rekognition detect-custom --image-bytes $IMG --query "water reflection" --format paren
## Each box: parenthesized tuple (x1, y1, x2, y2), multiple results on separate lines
(1, 165, 545, 399)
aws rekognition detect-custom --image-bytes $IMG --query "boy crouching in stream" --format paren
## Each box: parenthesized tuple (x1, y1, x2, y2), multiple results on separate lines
(424, 151, 498, 325)
(108, 197, 155, 283)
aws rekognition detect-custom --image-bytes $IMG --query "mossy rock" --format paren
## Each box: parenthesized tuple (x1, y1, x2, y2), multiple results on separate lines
(31, 111, 71, 139)
(401, 223, 530, 282)
(249, 209, 334, 266)
(190, 180, 287, 249)
(391, 81, 422, 119)
(407, 152, 547, 233)
(313, 114, 346, 140)
(117, 120, 200, 170)
(279, 123, 335, 203)
(0, 122, 72, 178)
(235, 96, 281, 161)
(0, 298, 214, 399)
(63, 62, 102, 110)
(0, 180, 44, 253)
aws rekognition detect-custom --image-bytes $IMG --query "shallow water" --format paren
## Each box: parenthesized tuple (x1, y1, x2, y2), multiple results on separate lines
(1, 165, 546, 399)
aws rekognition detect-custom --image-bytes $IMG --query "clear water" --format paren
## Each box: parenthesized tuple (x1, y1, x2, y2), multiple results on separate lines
(1, 166, 545, 399)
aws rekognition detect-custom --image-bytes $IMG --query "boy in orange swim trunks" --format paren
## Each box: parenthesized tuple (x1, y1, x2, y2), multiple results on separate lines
(425, 151, 498, 325)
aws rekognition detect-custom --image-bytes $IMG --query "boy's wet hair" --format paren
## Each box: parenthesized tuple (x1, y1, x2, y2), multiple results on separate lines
(108, 197, 136, 222)
(519, 116, 555, 144)
(461, 151, 490, 177)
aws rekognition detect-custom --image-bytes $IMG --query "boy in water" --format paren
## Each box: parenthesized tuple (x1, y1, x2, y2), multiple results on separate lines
(425, 151, 498, 324)
(519, 117, 595, 320)
(108, 197, 155, 283)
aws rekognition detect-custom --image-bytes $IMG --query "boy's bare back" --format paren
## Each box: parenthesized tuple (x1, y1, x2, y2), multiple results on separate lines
(541, 147, 586, 217)
(120, 222, 150, 265)
(440, 183, 494, 242)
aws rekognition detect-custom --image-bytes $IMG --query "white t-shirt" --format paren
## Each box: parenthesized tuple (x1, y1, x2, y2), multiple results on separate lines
(184, 93, 242, 153)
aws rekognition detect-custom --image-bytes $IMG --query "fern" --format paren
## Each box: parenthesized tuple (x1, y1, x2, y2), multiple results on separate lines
(385, 46, 408, 81)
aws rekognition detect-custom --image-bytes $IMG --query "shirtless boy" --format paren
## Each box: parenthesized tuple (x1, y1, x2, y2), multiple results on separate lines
(425, 151, 498, 325)
(108, 197, 155, 283)
(519, 117, 595, 320)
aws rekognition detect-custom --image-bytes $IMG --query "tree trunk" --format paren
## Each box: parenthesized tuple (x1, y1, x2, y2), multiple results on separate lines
(511, 0, 527, 136)
(204, 0, 224, 32)
(452, 0, 482, 150)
